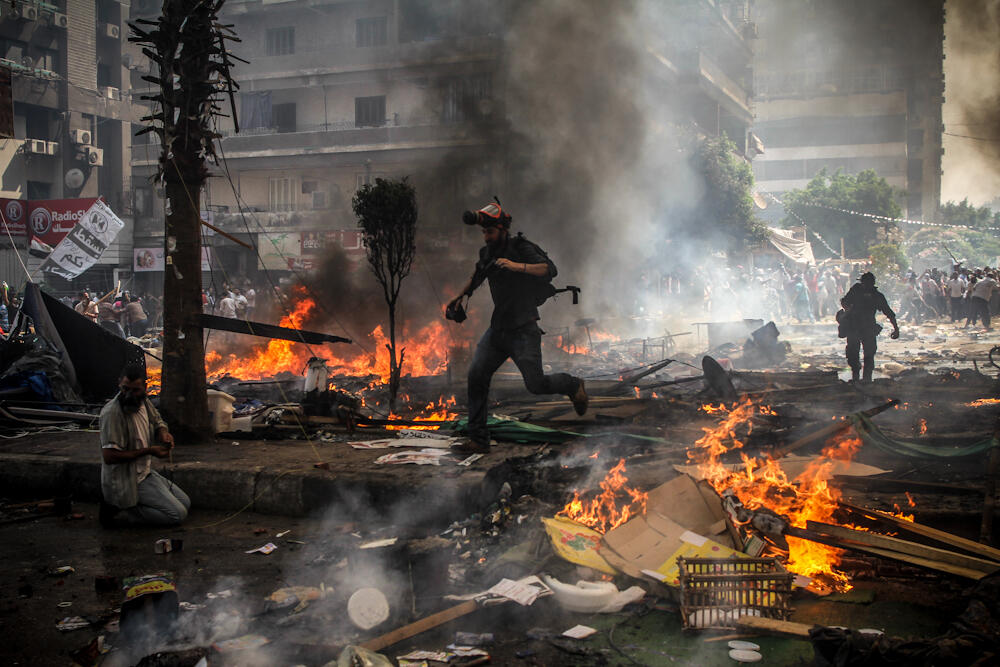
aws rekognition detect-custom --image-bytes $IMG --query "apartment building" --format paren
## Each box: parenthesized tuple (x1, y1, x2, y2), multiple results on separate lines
(0, 0, 133, 289)
(127, 0, 757, 290)
(752, 0, 944, 220)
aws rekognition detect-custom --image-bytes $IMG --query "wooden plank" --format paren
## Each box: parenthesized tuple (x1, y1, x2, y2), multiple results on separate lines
(360, 600, 479, 652)
(786, 526, 987, 580)
(805, 521, 1000, 574)
(735, 616, 812, 639)
(839, 502, 1000, 563)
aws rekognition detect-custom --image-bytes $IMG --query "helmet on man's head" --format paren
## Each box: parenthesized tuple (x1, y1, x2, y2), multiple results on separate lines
(859, 272, 876, 285)
(463, 199, 511, 229)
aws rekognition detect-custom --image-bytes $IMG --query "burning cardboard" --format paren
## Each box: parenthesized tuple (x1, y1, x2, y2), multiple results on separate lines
(598, 475, 743, 585)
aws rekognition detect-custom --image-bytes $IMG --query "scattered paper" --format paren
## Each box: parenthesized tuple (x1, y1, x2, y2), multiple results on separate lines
(246, 542, 277, 555)
(352, 437, 457, 449)
(212, 634, 270, 652)
(360, 537, 398, 550)
(374, 449, 452, 465)
(488, 578, 541, 606)
(56, 616, 89, 632)
(458, 453, 484, 466)
(179, 601, 204, 611)
(398, 650, 451, 661)
(563, 624, 598, 639)
(447, 646, 490, 657)
(207, 589, 233, 599)
(276, 530, 290, 538)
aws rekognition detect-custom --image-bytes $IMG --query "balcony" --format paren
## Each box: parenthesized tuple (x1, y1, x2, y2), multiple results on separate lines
(231, 35, 501, 84)
(678, 50, 752, 119)
(133, 115, 497, 166)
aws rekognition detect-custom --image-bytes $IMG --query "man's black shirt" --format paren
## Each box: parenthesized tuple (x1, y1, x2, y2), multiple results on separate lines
(470, 234, 552, 331)
(841, 283, 895, 333)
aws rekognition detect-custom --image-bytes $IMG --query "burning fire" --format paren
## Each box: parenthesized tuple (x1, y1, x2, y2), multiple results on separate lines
(967, 398, 1000, 407)
(201, 288, 451, 383)
(559, 458, 648, 534)
(689, 398, 862, 592)
(917, 418, 928, 436)
(384, 397, 459, 431)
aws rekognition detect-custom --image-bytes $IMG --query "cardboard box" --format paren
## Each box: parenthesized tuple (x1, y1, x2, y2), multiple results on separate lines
(600, 475, 744, 585)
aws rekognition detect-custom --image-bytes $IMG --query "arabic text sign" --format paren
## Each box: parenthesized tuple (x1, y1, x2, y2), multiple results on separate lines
(41, 200, 124, 279)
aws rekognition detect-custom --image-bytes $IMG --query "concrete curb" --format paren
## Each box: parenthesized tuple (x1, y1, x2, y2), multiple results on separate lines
(0, 453, 485, 521)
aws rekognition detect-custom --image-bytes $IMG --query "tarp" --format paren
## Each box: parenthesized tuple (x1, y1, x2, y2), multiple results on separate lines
(768, 227, 815, 265)
(851, 413, 997, 459)
(20, 283, 145, 400)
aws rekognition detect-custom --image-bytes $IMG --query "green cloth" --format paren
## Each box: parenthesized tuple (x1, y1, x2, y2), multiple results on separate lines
(849, 413, 997, 459)
(443, 416, 664, 445)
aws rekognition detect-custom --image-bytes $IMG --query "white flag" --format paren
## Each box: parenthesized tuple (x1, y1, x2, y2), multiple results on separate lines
(40, 199, 124, 279)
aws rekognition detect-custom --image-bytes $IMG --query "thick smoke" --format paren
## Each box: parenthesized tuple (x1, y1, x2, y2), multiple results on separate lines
(943, 0, 1000, 204)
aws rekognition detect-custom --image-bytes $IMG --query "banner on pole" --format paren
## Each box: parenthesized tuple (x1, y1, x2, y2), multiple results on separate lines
(40, 200, 124, 279)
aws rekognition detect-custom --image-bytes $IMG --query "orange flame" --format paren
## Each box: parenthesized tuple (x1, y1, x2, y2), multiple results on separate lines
(917, 418, 928, 436)
(967, 398, 1000, 407)
(558, 458, 648, 534)
(689, 398, 860, 592)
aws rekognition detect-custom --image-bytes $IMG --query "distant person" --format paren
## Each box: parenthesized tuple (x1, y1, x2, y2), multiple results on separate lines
(75, 291, 98, 322)
(217, 292, 237, 319)
(967, 271, 997, 331)
(838, 272, 899, 383)
(124, 295, 148, 337)
(99, 364, 188, 527)
(947, 271, 967, 322)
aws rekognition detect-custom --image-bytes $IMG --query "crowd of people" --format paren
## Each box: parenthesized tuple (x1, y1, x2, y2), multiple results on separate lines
(66, 289, 160, 339)
(641, 262, 999, 331)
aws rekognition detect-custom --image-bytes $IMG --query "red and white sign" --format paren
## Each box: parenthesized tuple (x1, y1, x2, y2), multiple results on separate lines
(28, 198, 99, 246)
(0, 198, 26, 237)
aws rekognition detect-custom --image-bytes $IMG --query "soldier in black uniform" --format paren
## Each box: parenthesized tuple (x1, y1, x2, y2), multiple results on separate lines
(446, 202, 588, 454)
(838, 272, 900, 383)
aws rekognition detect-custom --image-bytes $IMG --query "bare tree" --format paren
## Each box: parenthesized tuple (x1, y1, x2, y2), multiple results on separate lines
(129, 0, 242, 440)
(353, 178, 417, 408)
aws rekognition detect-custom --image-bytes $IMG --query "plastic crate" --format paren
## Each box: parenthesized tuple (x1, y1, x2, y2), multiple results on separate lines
(678, 557, 795, 630)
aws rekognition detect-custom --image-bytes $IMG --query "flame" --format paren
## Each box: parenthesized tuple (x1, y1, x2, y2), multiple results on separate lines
(689, 398, 860, 592)
(917, 418, 928, 436)
(384, 397, 459, 431)
(558, 458, 648, 534)
(967, 398, 1000, 407)
(203, 287, 451, 384)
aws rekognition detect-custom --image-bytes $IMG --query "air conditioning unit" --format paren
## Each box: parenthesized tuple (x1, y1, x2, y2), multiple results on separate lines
(17, 4, 38, 21)
(312, 191, 328, 209)
(70, 129, 92, 145)
(85, 146, 103, 166)
(101, 23, 120, 39)
(51, 12, 68, 28)
(26, 139, 47, 154)
(45, 141, 59, 155)
(100, 86, 120, 100)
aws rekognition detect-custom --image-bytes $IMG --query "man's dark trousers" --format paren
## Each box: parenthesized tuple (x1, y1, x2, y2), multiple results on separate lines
(969, 296, 991, 328)
(845, 329, 878, 381)
(950, 296, 964, 322)
(467, 324, 579, 446)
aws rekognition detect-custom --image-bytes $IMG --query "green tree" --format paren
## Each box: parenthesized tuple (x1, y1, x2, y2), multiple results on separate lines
(905, 227, 1000, 269)
(938, 198, 1000, 230)
(354, 177, 418, 408)
(690, 134, 769, 251)
(868, 242, 909, 278)
(782, 169, 902, 259)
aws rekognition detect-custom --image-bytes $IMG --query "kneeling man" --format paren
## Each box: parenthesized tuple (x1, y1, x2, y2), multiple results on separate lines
(99, 364, 189, 527)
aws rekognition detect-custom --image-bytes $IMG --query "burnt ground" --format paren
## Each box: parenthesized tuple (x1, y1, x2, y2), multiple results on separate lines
(0, 501, 973, 667)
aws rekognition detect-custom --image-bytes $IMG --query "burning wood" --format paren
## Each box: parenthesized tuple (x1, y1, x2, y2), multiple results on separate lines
(688, 398, 863, 592)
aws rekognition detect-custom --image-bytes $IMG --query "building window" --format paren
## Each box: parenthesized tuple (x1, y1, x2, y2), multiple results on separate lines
(266, 27, 295, 56)
(356, 172, 385, 189)
(27, 181, 51, 200)
(356, 17, 387, 47)
(355, 96, 386, 127)
(272, 103, 296, 133)
(443, 75, 492, 123)
(269, 177, 295, 212)
(399, 0, 444, 43)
